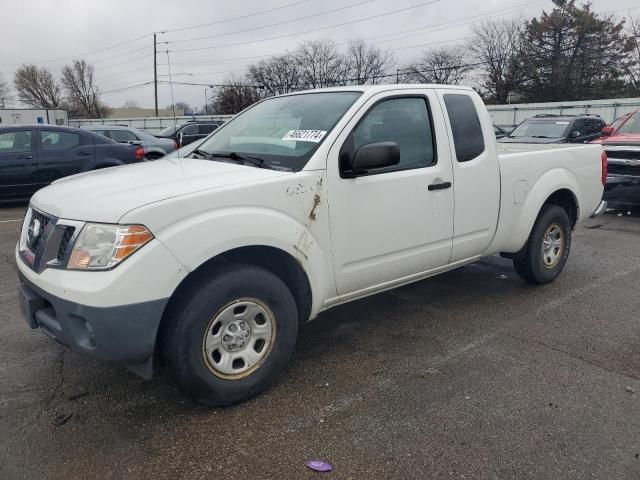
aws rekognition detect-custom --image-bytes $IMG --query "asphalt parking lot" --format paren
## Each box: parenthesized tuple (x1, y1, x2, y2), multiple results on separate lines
(1, 205, 639, 480)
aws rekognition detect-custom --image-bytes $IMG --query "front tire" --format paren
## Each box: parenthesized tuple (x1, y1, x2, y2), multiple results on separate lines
(163, 264, 299, 406)
(513, 205, 572, 284)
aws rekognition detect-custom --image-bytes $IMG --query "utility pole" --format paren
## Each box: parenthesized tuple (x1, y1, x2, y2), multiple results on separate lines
(153, 33, 158, 117)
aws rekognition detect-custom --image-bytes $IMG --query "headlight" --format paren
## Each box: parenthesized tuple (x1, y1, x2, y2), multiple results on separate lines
(68, 223, 153, 270)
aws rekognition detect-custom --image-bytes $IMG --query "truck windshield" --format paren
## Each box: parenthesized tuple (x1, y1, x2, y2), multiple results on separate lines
(194, 92, 362, 171)
(617, 112, 640, 134)
(509, 120, 570, 138)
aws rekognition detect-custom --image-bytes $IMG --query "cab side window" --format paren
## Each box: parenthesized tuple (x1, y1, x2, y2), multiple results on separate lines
(181, 124, 199, 136)
(110, 130, 139, 143)
(199, 124, 218, 134)
(340, 97, 436, 176)
(40, 131, 80, 150)
(0, 131, 32, 153)
(443, 94, 485, 162)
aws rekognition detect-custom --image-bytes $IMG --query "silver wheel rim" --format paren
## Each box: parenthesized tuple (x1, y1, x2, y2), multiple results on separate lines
(542, 223, 565, 268)
(202, 298, 276, 379)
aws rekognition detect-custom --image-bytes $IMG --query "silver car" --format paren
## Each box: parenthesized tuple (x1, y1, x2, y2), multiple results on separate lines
(83, 125, 177, 160)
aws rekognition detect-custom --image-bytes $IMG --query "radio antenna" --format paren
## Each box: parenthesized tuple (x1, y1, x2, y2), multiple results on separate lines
(165, 49, 179, 158)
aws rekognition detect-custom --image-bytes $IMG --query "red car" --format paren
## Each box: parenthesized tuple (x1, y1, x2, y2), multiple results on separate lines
(592, 109, 640, 210)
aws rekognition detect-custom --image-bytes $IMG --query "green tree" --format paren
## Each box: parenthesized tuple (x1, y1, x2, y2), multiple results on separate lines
(516, 0, 630, 102)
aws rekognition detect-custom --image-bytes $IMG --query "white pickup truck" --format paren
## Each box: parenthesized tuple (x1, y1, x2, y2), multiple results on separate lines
(16, 85, 607, 405)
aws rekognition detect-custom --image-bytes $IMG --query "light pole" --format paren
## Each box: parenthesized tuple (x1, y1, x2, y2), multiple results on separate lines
(204, 85, 214, 115)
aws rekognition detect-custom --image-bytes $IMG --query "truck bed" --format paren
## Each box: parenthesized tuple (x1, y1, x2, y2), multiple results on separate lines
(487, 143, 604, 254)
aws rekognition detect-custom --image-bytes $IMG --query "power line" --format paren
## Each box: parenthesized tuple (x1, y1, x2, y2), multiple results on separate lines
(164, 0, 380, 45)
(0, 33, 152, 67)
(93, 54, 154, 71)
(101, 81, 154, 95)
(140, 0, 544, 81)
(169, 0, 442, 53)
(162, 0, 314, 34)
(90, 45, 151, 65)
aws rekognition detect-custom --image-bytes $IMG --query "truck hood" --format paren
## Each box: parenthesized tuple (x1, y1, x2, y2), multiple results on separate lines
(31, 157, 289, 223)
(600, 133, 640, 146)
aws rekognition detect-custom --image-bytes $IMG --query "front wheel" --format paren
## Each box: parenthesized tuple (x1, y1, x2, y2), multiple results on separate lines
(513, 205, 572, 284)
(163, 264, 299, 406)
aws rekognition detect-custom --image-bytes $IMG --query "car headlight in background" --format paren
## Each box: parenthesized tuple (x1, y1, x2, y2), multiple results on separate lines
(68, 224, 154, 270)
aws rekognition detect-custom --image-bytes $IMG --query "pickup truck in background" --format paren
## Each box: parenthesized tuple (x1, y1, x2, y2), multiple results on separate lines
(16, 85, 606, 406)
(592, 109, 640, 210)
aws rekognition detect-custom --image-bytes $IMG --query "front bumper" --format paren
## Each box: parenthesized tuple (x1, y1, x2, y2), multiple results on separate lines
(18, 272, 167, 378)
(604, 174, 640, 208)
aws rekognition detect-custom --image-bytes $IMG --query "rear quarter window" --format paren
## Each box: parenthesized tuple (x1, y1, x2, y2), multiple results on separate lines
(443, 94, 485, 162)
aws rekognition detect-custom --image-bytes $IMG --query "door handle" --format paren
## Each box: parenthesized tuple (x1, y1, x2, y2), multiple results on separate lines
(16, 155, 33, 160)
(428, 181, 452, 191)
(77, 151, 92, 156)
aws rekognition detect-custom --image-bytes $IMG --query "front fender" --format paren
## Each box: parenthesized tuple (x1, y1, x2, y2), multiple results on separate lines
(153, 207, 332, 318)
(494, 168, 581, 253)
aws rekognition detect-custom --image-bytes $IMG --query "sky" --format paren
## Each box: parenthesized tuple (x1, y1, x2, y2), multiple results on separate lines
(0, 0, 638, 112)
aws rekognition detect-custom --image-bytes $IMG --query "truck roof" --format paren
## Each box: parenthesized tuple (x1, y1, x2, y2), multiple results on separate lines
(280, 84, 475, 96)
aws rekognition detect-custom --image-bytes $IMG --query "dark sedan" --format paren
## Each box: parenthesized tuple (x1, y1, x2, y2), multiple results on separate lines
(0, 125, 144, 201)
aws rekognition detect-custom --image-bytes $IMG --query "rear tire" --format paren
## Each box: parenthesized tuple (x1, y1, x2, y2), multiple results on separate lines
(145, 152, 163, 161)
(513, 204, 571, 284)
(163, 264, 299, 406)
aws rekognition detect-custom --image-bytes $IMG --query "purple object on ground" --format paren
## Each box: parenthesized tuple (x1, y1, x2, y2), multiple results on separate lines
(305, 460, 333, 472)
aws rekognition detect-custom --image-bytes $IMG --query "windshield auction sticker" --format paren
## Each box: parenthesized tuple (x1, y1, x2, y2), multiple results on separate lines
(282, 130, 327, 143)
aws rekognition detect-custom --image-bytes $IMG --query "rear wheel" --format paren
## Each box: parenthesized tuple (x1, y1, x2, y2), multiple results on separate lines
(163, 264, 299, 406)
(513, 205, 571, 284)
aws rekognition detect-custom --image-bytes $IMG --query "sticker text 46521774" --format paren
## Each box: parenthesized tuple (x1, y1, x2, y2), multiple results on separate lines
(282, 130, 327, 143)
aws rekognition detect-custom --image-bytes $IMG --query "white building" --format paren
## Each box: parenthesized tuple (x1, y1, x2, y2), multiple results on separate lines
(0, 109, 68, 126)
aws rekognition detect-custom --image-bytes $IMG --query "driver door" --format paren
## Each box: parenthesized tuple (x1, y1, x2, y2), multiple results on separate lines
(327, 91, 454, 297)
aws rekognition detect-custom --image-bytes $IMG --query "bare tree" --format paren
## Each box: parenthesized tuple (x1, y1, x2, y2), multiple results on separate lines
(0, 74, 10, 107)
(122, 99, 140, 109)
(295, 40, 348, 89)
(248, 54, 301, 95)
(61, 59, 109, 118)
(467, 19, 525, 103)
(346, 39, 395, 85)
(210, 76, 262, 115)
(166, 102, 193, 114)
(13, 65, 62, 108)
(402, 46, 472, 85)
(626, 15, 640, 95)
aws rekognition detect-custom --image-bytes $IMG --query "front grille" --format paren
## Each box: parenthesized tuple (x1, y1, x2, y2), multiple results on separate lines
(605, 150, 640, 161)
(27, 210, 52, 254)
(57, 227, 75, 262)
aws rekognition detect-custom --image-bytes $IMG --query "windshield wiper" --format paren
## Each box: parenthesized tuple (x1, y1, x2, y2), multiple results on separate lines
(209, 152, 279, 170)
(190, 149, 213, 159)
(531, 135, 551, 138)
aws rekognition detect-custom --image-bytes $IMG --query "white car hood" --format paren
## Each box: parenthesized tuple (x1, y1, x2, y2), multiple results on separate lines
(31, 157, 289, 223)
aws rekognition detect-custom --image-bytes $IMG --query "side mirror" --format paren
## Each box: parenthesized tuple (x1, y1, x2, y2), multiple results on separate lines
(178, 132, 184, 147)
(350, 142, 400, 175)
(570, 130, 581, 139)
(601, 126, 614, 136)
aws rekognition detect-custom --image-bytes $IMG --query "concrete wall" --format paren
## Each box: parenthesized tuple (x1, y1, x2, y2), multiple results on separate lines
(69, 114, 234, 133)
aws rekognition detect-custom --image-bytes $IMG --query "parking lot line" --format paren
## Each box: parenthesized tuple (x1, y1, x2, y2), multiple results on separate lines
(0, 219, 21, 223)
